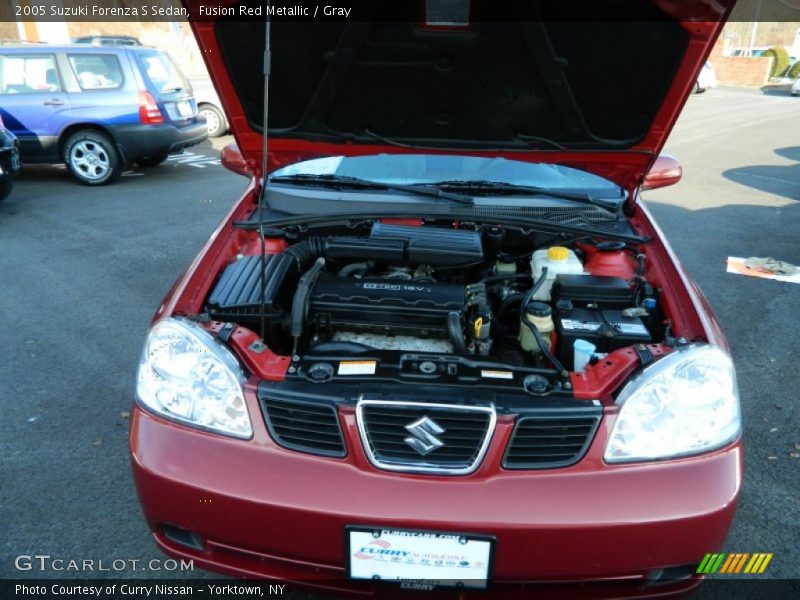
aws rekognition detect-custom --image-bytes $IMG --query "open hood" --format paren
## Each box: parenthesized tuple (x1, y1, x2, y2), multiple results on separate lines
(185, 0, 733, 191)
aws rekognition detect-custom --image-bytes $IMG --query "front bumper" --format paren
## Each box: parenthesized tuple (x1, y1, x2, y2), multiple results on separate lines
(130, 400, 741, 596)
(111, 118, 208, 161)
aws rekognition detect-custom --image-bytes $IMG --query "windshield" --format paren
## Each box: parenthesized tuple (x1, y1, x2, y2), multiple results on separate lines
(271, 155, 622, 196)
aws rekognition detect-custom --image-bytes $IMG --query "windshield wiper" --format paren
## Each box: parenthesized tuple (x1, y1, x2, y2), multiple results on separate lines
(268, 173, 474, 205)
(426, 180, 624, 211)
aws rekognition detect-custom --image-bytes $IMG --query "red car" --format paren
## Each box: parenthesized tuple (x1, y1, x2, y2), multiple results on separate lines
(131, 2, 742, 597)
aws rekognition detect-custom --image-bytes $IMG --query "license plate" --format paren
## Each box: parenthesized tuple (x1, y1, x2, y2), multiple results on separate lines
(177, 100, 194, 118)
(347, 527, 493, 590)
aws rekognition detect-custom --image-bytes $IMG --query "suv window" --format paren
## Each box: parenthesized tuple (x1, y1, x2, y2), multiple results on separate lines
(139, 50, 188, 94)
(0, 54, 61, 94)
(75, 36, 140, 46)
(68, 54, 124, 90)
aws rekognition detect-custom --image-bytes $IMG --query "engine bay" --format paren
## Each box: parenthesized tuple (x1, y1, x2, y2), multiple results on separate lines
(206, 220, 668, 390)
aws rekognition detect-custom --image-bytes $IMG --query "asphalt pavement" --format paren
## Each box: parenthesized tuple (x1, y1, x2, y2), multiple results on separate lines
(0, 88, 797, 591)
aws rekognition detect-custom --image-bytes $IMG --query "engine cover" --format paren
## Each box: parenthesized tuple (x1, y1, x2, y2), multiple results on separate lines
(308, 276, 466, 335)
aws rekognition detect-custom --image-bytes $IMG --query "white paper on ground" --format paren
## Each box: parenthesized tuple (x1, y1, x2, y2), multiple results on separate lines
(726, 257, 800, 285)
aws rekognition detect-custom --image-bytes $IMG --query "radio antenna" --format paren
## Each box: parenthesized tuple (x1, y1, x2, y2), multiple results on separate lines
(258, 2, 272, 341)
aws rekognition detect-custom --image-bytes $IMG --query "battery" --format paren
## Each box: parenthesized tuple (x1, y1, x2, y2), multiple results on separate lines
(554, 306, 651, 368)
(552, 274, 632, 306)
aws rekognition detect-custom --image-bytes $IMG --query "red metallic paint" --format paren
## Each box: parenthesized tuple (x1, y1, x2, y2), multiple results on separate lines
(132, 4, 743, 591)
(643, 155, 683, 191)
(135, 174, 739, 591)
(136, 149, 739, 583)
(151, 534, 707, 599)
(628, 198, 728, 350)
(134, 203, 741, 590)
(131, 403, 740, 588)
(379, 217, 424, 227)
(581, 245, 638, 280)
(220, 141, 251, 177)
(205, 321, 289, 381)
(570, 345, 670, 401)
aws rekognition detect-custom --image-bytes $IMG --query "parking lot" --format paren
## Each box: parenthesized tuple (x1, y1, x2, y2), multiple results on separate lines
(1, 87, 798, 588)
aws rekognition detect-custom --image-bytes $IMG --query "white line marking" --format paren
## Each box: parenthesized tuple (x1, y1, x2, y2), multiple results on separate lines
(166, 151, 221, 168)
(731, 172, 800, 187)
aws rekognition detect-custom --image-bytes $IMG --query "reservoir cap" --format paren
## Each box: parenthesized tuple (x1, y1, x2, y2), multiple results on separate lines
(526, 301, 552, 317)
(547, 246, 569, 261)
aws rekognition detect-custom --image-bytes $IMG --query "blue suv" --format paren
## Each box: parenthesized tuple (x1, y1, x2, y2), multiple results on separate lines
(0, 45, 207, 185)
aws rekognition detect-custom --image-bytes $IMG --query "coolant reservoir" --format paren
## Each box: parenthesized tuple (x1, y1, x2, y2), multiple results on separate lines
(519, 302, 554, 353)
(530, 246, 584, 301)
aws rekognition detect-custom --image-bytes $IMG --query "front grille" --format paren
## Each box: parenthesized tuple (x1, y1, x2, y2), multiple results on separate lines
(357, 401, 495, 475)
(262, 398, 346, 458)
(503, 415, 600, 469)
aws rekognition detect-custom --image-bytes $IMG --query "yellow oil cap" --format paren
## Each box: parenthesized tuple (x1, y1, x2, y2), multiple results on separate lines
(473, 317, 484, 338)
(547, 246, 570, 261)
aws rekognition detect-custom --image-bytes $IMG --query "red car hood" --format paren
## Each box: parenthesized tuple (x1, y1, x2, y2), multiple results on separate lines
(185, 0, 733, 192)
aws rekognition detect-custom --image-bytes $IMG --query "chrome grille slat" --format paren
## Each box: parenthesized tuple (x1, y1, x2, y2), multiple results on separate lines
(356, 400, 496, 475)
(368, 437, 480, 449)
(366, 425, 485, 438)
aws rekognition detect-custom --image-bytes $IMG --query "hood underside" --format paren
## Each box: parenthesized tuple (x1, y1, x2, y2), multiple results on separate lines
(186, 0, 733, 189)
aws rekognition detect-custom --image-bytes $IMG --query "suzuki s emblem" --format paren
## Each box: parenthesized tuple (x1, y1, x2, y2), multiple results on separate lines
(404, 416, 445, 456)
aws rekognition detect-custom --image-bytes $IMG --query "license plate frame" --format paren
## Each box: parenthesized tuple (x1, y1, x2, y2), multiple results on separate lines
(346, 525, 494, 590)
(177, 100, 194, 118)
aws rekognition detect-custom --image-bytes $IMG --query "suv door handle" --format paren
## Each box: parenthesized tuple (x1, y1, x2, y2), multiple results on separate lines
(43, 99, 65, 106)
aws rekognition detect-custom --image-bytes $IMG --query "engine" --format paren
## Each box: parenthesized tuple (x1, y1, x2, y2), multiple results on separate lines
(206, 222, 659, 370)
(310, 276, 465, 337)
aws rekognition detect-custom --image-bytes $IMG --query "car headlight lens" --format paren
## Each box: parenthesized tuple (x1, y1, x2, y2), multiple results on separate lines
(604, 345, 740, 463)
(136, 317, 252, 439)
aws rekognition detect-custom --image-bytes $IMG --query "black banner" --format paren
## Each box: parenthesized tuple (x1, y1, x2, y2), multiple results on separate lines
(2, 579, 800, 600)
(1, 0, 799, 23)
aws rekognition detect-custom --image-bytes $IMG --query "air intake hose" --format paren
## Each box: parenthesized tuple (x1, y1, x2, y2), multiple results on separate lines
(282, 237, 327, 271)
(290, 257, 327, 356)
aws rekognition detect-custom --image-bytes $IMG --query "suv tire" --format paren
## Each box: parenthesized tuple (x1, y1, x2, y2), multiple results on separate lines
(198, 103, 227, 138)
(64, 130, 122, 185)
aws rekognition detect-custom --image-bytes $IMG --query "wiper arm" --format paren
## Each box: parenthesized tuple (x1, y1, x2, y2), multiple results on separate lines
(268, 173, 474, 205)
(428, 180, 624, 210)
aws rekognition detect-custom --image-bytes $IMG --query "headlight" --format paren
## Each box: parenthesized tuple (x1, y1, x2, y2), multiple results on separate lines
(136, 317, 252, 439)
(604, 345, 740, 463)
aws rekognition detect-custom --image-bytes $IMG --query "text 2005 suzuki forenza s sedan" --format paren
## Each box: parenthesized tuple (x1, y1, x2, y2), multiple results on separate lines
(131, 1, 742, 596)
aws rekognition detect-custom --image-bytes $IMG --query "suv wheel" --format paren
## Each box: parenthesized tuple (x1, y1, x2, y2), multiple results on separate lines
(198, 103, 226, 137)
(135, 153, 169, 167)
(64, 130, 121, 185)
